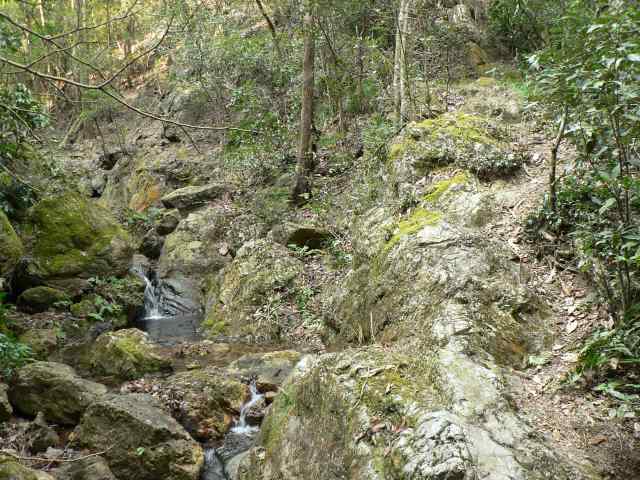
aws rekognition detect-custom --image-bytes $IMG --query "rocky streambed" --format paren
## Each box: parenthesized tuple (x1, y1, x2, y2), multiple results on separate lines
(1, 78, 613, 479)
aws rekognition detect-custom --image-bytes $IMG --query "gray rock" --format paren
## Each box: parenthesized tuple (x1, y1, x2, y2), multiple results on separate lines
(161, 184, 227, 211)
(156, 209, 181, 235)
(269, 222, 332, 250)
(75, 393, 204, 480)
(228, 350, 302, 391)
(9, 362, 107, 425)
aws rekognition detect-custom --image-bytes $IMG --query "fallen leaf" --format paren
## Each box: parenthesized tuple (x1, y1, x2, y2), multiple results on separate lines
(590, 435, 607, 446)
(566, 319, 578, 334)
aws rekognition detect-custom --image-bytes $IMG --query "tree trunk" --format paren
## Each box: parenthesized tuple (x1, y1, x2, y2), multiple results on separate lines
(394, 0, 412, 127)
(549, 106, 568, 213)
(255, 0, 282, 59)
(291, 3, 315, 205)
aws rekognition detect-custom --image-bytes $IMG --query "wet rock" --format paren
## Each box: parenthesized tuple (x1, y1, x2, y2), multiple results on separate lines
(9, 362, 107, 425)
(226, 451, 250, 480)
(27, 412, 60, 453)
(269, 222, 332, 250)
(161, 184, 227, 211)
(156, 276, 202, 315)
(156, 209, 181, 235)
(75, 393, 204, 480)
(17, 286, 69, 314)
(140, 230, 164, 259)
(228, 350, 302, 391)
(160, 367, 247, 441)
(87, 329, 171, 381)
(52, 456, 116, 480)
(204, 240, 303, 339)
(0, 455, 55, 480)
(18, 329, 58, 360)
(0, 210, 23, 278)
(0, 383, 12, 421)
(14, 194, 133, 296)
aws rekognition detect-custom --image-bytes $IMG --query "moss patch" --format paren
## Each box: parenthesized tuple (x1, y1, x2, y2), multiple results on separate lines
(385, 208, 442, 252)
(0, 210, 23, 276)
(422, 172, 470, 204)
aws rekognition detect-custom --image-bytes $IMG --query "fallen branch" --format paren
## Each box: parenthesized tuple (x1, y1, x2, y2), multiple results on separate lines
(0, 445, 114, 464)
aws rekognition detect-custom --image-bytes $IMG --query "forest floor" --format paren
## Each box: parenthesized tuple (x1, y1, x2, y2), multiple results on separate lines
(493, 133, 640, 479)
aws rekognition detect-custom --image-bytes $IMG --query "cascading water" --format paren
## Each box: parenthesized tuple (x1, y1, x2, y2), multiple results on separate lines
(139, 270, 163, 319)
(201, 380, 264, 480)
(231, 380, 264, 435)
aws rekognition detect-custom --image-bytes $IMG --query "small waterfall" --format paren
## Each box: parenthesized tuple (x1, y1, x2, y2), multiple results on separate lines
(201, 449, 227, 480)
(231, 380, 264, 435)
(132, 265, 163, 319)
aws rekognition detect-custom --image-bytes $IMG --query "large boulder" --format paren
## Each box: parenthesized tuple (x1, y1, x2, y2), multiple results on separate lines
(0, 455, 55, 480)
(160, 184, 227, 211)
(268, 222, 332, 250)
(9, 361, 107, 425)
(204, 239, 303, 339)
(75, 393, 204, 480)
(0, 210, 23, 278)
(17, 286, 69, 313)
(15, 194, 133, 296)
(51, 457, 116, 480)
(85, 329, 171, 381)
(159, 367, 247, 441)
(239, 350, 595, 480)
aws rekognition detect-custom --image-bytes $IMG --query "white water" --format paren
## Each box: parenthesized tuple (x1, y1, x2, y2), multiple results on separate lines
(132, 266, 163, 319)
(231, 381, 264, 435)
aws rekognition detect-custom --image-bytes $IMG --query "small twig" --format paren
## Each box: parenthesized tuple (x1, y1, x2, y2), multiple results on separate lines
(0, 163, 41, 192)
(0, 445, 114, 464)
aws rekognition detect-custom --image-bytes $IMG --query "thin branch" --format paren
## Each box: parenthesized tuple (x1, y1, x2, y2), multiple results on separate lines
(0, 446, 114, 464)
(0, 162, 41, 192)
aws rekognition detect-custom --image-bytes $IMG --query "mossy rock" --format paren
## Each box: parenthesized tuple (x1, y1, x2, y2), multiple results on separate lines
(159, 367, 248, 441)
(17, 286, 69, 313)
(0, 455, 55, 480)
(20, 194, 133, 295)
(160, 184, 227, 211)
(269, 222, 333, 250)
(228, 350, 302, 391)
(0, 210, 23, 277)
(52, 456, 116, 480)
(9, 361, 107, 425)
(18, 329, 58, 360)
(203, 240, 303, 339)
(86, 328, 171, 381)
(74, 393, 204, 480)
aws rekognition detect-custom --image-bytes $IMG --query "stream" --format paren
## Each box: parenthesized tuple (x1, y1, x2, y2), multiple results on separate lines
(133, 263, 265, 480)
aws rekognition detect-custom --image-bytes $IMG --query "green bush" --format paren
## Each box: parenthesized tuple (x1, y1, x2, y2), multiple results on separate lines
(0, 294, 32, 379)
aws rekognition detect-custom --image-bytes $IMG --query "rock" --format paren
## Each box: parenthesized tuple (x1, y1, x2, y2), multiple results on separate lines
(75, 393, 204, 480)
(52, 456, 116, 480)
(225, 451, 250, 480)
(160, 367, 247, 441)
(139, 230, 164, 259)
(204, 240, 303, 339)
(18, 329, 58, 359)
(0, 455, 55, 480)
(156, 209, 181, 235)
(0, 210, 23, 277)
(228, 350, 302, 391)
(98, 149, 128, 170)
(17, 287, 69, 313)
(9, 361, 107, 425)
(158, 207, 231, 281)
(14, 194, 133, 296)
(27, 412, 60, 453)
(87, 329, 171, 381)
(268, 222, 332, 250)
(467, 41, 490, 68)
(161, 184, 227, 211)
(155, 276, 201, 316)
(0, 383, 12, 421)
(240, 350, 594, 480)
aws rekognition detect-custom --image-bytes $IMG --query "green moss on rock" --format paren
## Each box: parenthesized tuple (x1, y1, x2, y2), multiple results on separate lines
(0, 210, 23, 277)
(24, 194, 133, 294)
(17, 286, 69, 313)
